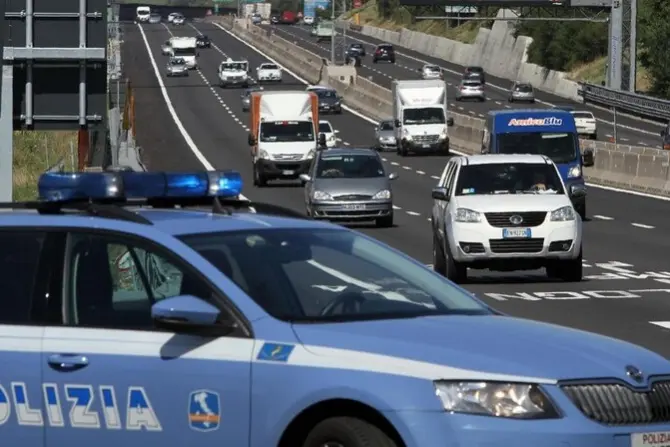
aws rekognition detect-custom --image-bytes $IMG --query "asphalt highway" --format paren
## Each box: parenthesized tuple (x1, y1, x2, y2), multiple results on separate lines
(123, 21, 670, 358)
(265, 23, 663, 149)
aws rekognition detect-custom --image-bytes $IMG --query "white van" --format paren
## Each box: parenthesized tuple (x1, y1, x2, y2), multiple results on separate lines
(136, 6, 151, 22)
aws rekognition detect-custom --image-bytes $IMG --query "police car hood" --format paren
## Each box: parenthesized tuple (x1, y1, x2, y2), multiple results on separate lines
(292, 315, 670, 382)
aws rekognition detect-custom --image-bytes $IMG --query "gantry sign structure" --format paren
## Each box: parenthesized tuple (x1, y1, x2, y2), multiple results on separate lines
(0, 0, 107, 201)
(396, 0, 636, 95)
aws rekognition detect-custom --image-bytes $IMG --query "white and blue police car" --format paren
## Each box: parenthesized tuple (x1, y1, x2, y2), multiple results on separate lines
(2, 170, 670, 447)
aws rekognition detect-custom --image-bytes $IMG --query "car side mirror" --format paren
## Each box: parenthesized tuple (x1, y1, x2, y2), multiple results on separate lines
(447, 117, 454, 127)
(248, 134, 256, 146)
(570, 183, 587, 198)
(431, 187, 449, 201)
(582, 149, 595, 167)
(388, 172, 398, 180)
(318, 133, 327, 147)
(394, 119, 401, 127)
(299, 174, 311, 182)
(152, 295, 233, 334)
(334, 129, 340, 134)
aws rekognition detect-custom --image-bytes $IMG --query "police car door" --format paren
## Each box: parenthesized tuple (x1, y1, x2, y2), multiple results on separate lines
(42, 232, 252, 447)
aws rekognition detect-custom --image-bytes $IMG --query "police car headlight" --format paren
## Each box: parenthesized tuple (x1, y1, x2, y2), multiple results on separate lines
(259, 150, 272, 160)
(567, 164, 581, 178)
(373, 189, 391, 200)
(434, 381, 560, 419)
(312, 190, 332, 201)
(550, 205, 575, 221)
(454, 208, 481, 223)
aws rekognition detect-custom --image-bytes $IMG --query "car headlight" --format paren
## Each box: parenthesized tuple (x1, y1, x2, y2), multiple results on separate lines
(402, 128, 411, 140)
(305, 149, 315, 159)
(373, 189, 391, 200)
(550, 205, 575, 221)
(567, 164, 581, 178)
(439, 129, 447, 139)
(454, 208, 481, 223)
(312, 190, 332, 201)
(434, 381, 560, 419)
(259, 150, 271, 160)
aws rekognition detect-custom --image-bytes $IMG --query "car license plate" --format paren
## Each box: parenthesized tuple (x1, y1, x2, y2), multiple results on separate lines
(344, 204, 365, 210)
(632, 432, 670, 447)
(282, 170, 294, 175)
(502, 228, 531, 238)
(422, 144, 430, 148)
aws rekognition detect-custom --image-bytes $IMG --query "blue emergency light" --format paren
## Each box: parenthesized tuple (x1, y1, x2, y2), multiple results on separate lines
(37, 171, 243, 202)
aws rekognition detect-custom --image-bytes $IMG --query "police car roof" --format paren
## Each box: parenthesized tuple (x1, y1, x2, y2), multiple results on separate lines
(319, 147, 378, 157)
(0, 208, 339, 236)
(460, 154, 551, 165)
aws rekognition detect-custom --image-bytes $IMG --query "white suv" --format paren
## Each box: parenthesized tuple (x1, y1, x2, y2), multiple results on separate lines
(430, 154, 582, 283)
(571, 110, 597, 140)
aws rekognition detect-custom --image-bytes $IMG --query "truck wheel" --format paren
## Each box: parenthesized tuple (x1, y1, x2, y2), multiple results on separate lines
(253, 163, 267, 187)
(302, 417, 396, 447)
(576, 203, 586, 220)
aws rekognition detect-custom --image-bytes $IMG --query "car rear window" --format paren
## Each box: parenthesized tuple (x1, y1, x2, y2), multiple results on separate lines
(572, 112, 594, 119)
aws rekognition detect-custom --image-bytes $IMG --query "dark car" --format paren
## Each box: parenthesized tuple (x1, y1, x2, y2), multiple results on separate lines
(314, 87, 342, 114)
(196, 34, 211, 48)
(345, 48, 362, 66)
(348, 43, 366, 56)
(373, 44, 395, 63)
(464, 66, 485, 84)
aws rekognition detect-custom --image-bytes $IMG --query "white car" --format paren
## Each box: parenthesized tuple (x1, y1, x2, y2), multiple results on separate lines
(161, 40, 172, 56)
(167, 12, 178, 22)
(318, 120, 338, 147)
(430, 153, 583, 283)
(571, 110, 598, 140)
(256, 63, 282, 83)
(173, 14, 185, 25)
(420, 64, 442, 80)
(303, 16, 314, 25)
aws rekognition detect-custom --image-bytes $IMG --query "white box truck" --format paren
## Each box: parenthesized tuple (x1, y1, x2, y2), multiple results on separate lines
(392, 79, 454, 156)
(248, 91, 326, 186)
(168, 37, 198, 69)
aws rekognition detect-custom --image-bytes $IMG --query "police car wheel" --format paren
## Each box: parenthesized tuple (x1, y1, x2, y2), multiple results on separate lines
(302, 417, 396, 447)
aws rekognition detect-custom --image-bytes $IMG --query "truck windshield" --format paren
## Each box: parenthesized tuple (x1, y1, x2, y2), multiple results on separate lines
(496, 132, 577, 165)
(260, 121, 314, 142)
(403, 108, 445, 125)
(174, 47, 196, 57)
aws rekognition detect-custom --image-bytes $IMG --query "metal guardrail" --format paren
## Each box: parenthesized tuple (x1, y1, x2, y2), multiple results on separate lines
(579, 83, 670, 122)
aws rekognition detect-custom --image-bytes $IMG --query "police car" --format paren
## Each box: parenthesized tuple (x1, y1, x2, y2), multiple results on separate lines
(4, 170, 670, 447)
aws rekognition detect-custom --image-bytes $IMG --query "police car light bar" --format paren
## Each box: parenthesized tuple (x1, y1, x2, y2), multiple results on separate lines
(37, 171, 243, 202)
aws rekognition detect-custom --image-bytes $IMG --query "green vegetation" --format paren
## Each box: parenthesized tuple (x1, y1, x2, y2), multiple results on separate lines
(13, 132, 78, 201)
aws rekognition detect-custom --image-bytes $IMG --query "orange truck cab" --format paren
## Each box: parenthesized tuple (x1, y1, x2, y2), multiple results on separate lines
(247, 91, 325, 186)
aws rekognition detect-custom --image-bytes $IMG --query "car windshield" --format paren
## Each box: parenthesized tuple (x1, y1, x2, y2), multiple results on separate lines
(379, 121, 394, 131)
(318, 122, 333, 132)
(174, 47, 195, 57)
(179, 229, 491, 322)
(260, 121, 314, 142)
(463, 81, 482, 88)
(260, 64, 278, 70)
(467, 67, 483, 73)
(317, 90, 337, 98)
(496, 132, 578, 164)
(316, 154, 384, 178)
(403, 107, 445, 124)
(455, 162, 565, 196)
(222, 63, 246, 71)
(424, 66, 439, 72)
(572, 112, 594, 119)
(170, 59, 185, 65)
(515, 84, 532, 92)
(197, 35, 208, 40)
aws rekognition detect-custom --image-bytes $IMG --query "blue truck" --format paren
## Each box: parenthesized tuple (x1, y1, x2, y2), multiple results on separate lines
(481, 109, 591, 219)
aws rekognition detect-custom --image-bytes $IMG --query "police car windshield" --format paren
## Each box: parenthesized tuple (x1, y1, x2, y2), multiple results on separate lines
(456, 163, 564, 195)
(179, 229, 490, 322)
(496, 132, 577, 164)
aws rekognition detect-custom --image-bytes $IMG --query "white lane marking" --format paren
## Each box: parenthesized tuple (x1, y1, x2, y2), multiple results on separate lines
(593, 215, 614, 220)
(212, 22, 670, 203)
(631, 223, 655, 229)
(406, 211, 420, 216)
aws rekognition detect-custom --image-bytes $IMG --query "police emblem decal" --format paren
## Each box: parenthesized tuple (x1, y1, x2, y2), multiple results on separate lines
(188, 390, 221, 432)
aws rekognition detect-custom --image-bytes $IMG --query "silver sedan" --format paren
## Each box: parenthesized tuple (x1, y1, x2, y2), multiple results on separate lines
(455, 80, 485, 102)
(374, 120, 397, 151)
(509, 82, 535, 103)
(420, 64, 442, 80)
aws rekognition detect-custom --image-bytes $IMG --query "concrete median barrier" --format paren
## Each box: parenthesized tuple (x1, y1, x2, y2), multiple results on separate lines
(215, 17, 670, 197)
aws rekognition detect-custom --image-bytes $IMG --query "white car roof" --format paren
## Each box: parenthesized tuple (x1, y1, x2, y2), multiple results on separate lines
(319, 120, 333, 126)
(461, 154, 552, 165)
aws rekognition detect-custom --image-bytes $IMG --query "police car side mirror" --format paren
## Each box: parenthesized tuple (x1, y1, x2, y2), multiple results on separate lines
(447, 117, 454, 127)
(151, 295, 221, 330)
